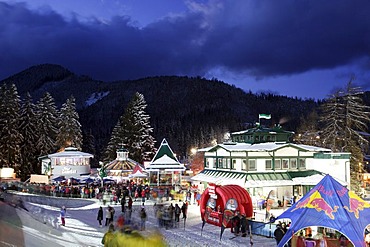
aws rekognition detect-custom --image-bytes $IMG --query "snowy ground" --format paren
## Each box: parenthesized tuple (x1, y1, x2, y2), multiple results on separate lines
(0, 191, 277, 247)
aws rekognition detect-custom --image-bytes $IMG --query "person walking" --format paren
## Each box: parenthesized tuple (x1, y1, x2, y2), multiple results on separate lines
(231, 211, 241, 236)
(110, 206, 115, 224)
(105, 206, 111, 226)
(240, 214, 248, 237)
(60, 206, 66, 226)
(181, 202, 188, 219)
(128, 197, 133, 210)
(97, 206, 103, 227)
(121, 196, 126, 213)
(140, 207, 147, 231)
(174, 204, 181, 223)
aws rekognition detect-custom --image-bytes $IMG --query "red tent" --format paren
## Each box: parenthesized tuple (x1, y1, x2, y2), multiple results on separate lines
(200, 184, 253, 227)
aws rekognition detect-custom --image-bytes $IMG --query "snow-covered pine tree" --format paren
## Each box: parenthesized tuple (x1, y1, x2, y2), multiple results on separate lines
(0, 84, 23, 175)
(19, 93, 40, 179)
(104, 92, 156, 163)
(0, 84, 7, 166)
(35, 92, 59, 156)
(104, 119, 124, 162)
(56, 96, 83, 150)
(125, 92, 156, 162)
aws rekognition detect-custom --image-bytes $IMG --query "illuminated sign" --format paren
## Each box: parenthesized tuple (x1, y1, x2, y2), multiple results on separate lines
(61, 167, 77, 174)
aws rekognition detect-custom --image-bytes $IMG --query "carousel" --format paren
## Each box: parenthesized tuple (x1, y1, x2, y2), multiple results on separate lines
(103, 148, 146, 183)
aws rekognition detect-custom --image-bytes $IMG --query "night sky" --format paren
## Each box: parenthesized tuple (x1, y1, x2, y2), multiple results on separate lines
(1, 0, 369, 100)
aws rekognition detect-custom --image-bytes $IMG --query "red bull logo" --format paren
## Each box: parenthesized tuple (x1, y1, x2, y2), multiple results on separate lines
(344, 191, 370, 219)
(291, 191, 338, 219)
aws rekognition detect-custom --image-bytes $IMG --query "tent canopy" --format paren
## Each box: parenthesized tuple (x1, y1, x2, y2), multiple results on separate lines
(276, 174, 370, 247)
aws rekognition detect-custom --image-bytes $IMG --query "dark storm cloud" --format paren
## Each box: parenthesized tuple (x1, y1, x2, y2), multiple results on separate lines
(1, 0, 369, 81)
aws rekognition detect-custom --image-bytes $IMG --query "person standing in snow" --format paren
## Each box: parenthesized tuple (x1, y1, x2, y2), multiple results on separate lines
(110, 206, 115, 224)
(97, 206, 103, 227)
(174, 204, 181, 223)
(105, 206, 111, 226)
(128, 196, 133, 210)
(60, 206, 66, 226)
(181, 202, 188, 219)
(140, 207, 147, 231)
(121, 196, 126, 213)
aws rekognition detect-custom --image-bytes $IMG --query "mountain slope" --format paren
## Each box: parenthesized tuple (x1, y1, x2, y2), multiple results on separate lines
(1, 64, 319, 162)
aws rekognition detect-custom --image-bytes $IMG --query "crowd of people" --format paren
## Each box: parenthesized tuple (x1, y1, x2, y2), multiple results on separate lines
(274, 224, 353, 247)
(152, 202, 188, 229)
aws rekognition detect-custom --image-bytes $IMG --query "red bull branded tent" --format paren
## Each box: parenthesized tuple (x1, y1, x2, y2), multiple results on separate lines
(199, 184, 253, 240)
(276, 174, 370, 247)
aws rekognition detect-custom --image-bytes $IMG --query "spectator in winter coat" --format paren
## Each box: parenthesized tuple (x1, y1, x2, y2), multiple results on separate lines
(97, 206, 103, 227)
(128, 197, 133, 210)
(274, 224, 285, 245)
(110, 207, 115, 224)
(174, 204, 181, 222)
(140, 208, 147, 231)
(60, 206, 66, 226)
(105, 207, 111, 226)
(240, 214, 248, 237)
(181, 202, 188, 219)
(121, 196, 126, 213)
(231, 211, 241, 235)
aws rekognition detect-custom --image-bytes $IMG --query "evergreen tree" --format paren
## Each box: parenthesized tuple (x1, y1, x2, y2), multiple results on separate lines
(82, 129, 96, 158)
(56, 96, 83, 150)
(19, 93, 39, 179)
(0, 84, 23, 175)
(0, 84, 7, 166)
(104, 120, 124, 162)
(125, 92, 156, 162)
(104, 92, 156, 163)
(36, 92, 59, 156)
(295, 110, 321, 146)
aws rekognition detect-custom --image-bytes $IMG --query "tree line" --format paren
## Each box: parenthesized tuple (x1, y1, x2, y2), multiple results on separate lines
(0, 83, 155, 181)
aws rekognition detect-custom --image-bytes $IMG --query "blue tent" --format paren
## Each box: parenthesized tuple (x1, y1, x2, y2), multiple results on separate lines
(276, 174, 370, 247)
(52, 176, 65, 182)
(80, 177, 95, 184)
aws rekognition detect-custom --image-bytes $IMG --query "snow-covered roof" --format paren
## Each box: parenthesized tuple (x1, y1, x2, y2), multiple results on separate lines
(201, 142, 331, 152)
(146, 139, 185, 171)
(48, 147, 93, 158)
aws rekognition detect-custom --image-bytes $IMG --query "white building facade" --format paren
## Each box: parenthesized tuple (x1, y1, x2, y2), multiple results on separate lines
(40, 147, 93, 179)
(192, 125, 351, 204)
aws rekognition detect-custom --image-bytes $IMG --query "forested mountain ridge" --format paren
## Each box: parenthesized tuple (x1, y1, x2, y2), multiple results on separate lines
(1, 64, 319, 162)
